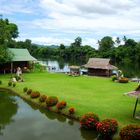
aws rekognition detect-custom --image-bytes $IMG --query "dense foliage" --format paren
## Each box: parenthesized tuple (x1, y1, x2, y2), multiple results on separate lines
(1, 17, 140, 67)
(11, 36, 140, 67)
(0, 18, 18, 63)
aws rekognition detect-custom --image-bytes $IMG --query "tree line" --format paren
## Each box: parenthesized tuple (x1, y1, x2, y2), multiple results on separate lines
(1, 18, 140, 66)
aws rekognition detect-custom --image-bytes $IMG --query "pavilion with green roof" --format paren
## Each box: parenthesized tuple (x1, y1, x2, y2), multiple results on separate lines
(0, 48, 37, 73)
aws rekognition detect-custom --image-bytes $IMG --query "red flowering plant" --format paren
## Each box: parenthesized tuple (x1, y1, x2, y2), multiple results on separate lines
(56, 101, 67, 110)
(39, 95, 47, 102)
(80, 112, 99, 130)
(30, 91, 40, 98)
(120, 124, 140, 140)
(46, 96, 58, 107)
(97, 119, 118, 138)
(68, 107, 75, 115)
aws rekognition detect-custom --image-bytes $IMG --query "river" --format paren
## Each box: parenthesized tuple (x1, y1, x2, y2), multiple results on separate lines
(38, 59, 140, 78)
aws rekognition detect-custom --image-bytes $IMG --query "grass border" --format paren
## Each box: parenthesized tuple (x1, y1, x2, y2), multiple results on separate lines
(0, 87, 80, 121)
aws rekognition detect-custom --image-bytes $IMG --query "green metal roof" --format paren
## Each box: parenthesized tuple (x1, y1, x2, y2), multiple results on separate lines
(9, 48, 37, 62)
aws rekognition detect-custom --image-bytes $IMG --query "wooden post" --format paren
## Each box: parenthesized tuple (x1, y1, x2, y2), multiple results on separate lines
(133, 97, 139, 118)
(10, 62, 13, 74)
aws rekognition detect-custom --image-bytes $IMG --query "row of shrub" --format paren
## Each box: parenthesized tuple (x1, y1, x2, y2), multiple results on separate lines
(23, 87, 75, 115)
(111, 75, 129, 83)
(80, 112, 140, 140)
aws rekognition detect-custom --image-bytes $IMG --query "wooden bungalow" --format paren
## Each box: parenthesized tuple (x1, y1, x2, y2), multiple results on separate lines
(84, 58, 118, 76)
(0, 48, 37, 73)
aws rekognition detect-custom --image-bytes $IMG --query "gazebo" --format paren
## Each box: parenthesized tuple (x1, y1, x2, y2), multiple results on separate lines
(0, 48, 37, 73)
(69, 65, 80, 76)
(84, 58, 118, 76)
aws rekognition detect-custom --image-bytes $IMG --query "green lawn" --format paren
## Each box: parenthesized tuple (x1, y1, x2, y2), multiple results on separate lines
(0, 72, 139, 128)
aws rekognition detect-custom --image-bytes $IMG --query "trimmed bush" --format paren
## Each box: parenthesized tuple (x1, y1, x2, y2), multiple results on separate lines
(97, 119, 118, 139)
(111, 75, 118, 81)
(27, 89, 32, 95)
(23, 87, 28, 92)
(0, 80, 2, 85)
(56, 101, 67, 110)
(120, 124, 140, 140)
(119, 77, 129, 83)
(46, 96, 58, 107)
(30, 91, 40, 98)
(68, 107, 75, 115)
(14, 75, 21, 81)
(13, 82, 16, 87)
(80, 112, 99, 130)
(39, 95, 47, 102)
(8, 81, 12, 86)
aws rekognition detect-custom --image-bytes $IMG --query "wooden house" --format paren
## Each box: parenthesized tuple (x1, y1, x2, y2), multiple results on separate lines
(84, 58, 118, 76)
(0, 48, 37, 73)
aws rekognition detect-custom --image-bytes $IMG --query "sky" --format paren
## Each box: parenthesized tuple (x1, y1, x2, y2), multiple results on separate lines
(0, 0, 140, 48)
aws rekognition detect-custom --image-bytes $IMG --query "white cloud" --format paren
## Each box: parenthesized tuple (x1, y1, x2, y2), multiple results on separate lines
(2, 0, 140, 47)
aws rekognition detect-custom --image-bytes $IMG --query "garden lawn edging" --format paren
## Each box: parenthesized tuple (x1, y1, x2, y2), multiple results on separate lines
(0, 87, 80, 121)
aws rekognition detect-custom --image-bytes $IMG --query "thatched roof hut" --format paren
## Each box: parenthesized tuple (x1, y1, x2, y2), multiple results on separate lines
(84, 58, 118, 76)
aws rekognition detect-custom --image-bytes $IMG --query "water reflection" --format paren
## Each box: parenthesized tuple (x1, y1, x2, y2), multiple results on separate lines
(80, 128, 98, 140)
(117, 63, 140, 78)
(0, 92, 98, 140)
(0, 92, 18, 135)
(39, 58, 140, 78)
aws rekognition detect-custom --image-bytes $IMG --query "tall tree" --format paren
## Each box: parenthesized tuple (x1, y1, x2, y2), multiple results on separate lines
(0, 18, 18, 63)
(123, 36, 127, 44)
(71, 37, 82, 47)
(0, 18, 18, 45)
(98, 36, 114, 58)
(115, 37, 121, 46)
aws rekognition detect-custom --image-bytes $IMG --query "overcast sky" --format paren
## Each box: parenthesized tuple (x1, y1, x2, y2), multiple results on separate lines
(0, 0, 140, 48)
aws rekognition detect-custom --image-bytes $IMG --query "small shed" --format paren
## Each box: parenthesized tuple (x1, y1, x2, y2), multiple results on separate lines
(69, 65, 80, 76)
(84, 58, 118, 76)
(0, 48, 37, 73)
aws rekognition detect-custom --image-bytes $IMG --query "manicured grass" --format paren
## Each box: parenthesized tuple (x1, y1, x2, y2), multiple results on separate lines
(0, 72, 139, 129)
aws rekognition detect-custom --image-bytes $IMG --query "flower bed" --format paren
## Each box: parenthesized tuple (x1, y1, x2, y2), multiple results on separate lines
(80, 112, 99, 130)
(68, 107, 75, 115)
(97, 119, 118, 139)
(56, 101, 67, 110)
(120, 124, 140, 140)
(30, 91, 40, 98)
